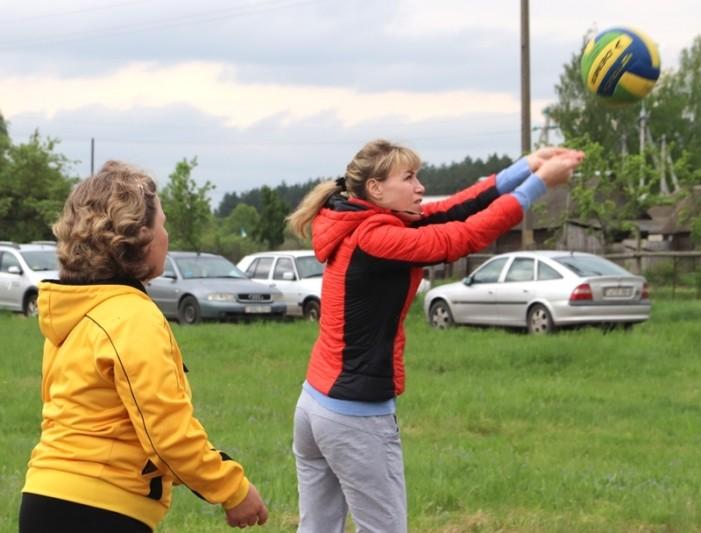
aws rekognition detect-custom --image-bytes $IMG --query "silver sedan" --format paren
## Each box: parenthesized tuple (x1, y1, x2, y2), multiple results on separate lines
(424, 251, 650, 334)
(147, 251, 286, 324)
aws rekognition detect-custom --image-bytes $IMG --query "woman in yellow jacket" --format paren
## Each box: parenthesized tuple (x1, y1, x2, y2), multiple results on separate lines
(19, 161, 268, 532)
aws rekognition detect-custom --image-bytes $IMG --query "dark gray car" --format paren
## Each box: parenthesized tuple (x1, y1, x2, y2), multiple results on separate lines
(146, 251, 286, 324)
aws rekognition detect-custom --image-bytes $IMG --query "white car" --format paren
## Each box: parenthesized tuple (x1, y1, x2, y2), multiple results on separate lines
(424, 251, 651, 334)
(0, 241, 59, 316)
(237, 250, 324, 320)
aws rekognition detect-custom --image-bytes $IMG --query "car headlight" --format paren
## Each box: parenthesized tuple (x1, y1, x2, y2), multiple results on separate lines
(207, 292, 237, 302)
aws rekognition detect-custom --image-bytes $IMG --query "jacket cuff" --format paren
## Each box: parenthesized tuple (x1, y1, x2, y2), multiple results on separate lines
(496, 157, 530, 194)
(223, 476, 250, 510)
(511, 173, 546, 211)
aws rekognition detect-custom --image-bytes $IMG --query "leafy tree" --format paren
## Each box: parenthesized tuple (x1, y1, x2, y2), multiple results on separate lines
(0, 130, 77, 242)
(561, 137, 658, 251)
(217, 178, 324, 217)
(160, 157, 214, 251)
(253, 186, 287, 249)
(670, 150, 701, 247)
(215, 154, 513, 218)
(221, 203, 260, 239)
(548, 33, 701, 181)
(545, 37, 643, 159)
(648, 36, 701, 170)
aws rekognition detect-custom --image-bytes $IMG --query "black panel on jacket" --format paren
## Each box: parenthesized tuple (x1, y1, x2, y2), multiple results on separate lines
(411, 186, 499, 227)
(328, 247, 410, 401)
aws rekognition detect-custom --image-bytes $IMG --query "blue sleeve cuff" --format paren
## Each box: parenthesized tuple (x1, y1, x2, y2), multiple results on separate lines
(512, 173, 546, 211)
(496, 157, 531, 194)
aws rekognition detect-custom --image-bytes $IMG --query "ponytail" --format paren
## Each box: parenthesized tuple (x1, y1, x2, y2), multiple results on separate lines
(287, 180, 343, 239)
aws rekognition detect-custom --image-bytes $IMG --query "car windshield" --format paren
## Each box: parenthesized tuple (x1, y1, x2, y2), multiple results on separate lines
(554, 255, 630, 277)
(296, 255, 325, 278)
(20, 250, 58, 271)
(174, 256, 247, 280)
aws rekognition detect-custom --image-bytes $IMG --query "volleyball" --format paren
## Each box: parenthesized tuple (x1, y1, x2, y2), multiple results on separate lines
(580, 27, 661, 105)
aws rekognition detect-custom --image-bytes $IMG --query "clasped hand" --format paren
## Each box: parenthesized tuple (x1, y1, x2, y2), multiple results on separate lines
(526, 146, 585, 188)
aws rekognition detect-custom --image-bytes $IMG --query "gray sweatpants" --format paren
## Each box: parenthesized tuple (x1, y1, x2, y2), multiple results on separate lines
(293, 389, 407, 533)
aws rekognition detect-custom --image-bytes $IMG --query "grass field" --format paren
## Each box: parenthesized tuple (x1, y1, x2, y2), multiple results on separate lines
(1, 295, 701, 532)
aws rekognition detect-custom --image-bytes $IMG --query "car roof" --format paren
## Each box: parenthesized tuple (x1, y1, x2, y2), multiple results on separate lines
(0, 242, 57, 252)
(168, 251, 222, 258)
(243, 250, 316, 258)
(492, 250, 597, 260)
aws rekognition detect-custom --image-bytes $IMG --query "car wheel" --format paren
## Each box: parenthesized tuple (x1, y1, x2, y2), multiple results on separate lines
(24, 291, 38, 317)
(527, 304, 555, 334)
(429, 300, 454, 329)
(303, 299, 321, 321)
(178, 296, 201, 325)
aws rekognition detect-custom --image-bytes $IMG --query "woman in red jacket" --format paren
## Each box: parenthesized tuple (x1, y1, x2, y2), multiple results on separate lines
(287, 139, 583, 532)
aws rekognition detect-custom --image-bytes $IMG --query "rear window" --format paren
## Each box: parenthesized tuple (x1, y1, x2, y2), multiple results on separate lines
(553, 255, 630, 277)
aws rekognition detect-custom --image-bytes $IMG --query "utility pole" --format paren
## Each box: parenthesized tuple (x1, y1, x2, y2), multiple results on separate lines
(90, 137, 95, 176)
(638, 104, 646, 188)
(520, 0, 534, 249)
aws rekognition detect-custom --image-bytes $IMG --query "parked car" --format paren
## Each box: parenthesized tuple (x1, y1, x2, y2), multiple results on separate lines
(237, 250, 324, 320)
(424, 251, 650, 334)
(146, 251, 286, 324)
(0, 241, 59, 316)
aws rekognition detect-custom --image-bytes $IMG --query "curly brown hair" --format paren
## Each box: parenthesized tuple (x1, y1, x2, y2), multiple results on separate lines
(53, 160, 159, 281)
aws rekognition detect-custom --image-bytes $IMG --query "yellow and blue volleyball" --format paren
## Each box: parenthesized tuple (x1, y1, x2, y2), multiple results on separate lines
(581, 27, 661, 105)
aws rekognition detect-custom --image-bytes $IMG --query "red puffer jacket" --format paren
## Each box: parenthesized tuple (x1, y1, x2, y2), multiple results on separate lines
(306, 175, 523, 402)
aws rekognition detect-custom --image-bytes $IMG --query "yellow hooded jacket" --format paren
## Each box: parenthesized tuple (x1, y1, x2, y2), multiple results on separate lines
(22, 279, 250, 529)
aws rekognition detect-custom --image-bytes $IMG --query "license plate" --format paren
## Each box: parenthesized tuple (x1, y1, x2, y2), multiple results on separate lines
(604, 287, 633, 298)
(244, 305, 272, 314)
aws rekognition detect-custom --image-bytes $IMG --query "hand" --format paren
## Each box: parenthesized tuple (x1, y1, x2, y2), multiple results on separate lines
(535, 151, 585, 188)
(225, 483, 268, 528)
(526, 147, 580, 172)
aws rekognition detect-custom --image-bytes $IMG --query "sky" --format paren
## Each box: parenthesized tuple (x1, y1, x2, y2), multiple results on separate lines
(1, 0, 698, 208)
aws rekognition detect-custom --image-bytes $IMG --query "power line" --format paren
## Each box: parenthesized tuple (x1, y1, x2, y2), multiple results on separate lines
(0, 0, 150, 25)
(0, 0, 328, 50)
(8, 128, 522, 148)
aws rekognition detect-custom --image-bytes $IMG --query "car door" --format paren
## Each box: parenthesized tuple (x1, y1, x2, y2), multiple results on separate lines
(146, 257, 181, 316)
(245, 257, 274, 282)
(451, 257, 508, 324)
(269, 257, 301, 315)
(496, 257, 535, 326)
(0, 251, 24, 311)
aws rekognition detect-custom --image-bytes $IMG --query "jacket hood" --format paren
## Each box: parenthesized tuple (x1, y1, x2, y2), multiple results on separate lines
(312, 195, 393, 262)
(38, 280, 149, 346)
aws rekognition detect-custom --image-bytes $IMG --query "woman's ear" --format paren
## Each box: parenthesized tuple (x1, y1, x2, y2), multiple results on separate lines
(365, 178, 383, 202)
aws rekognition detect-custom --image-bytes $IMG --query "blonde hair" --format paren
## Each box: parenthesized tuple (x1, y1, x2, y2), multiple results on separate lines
(53, 160, 159, 281)
(287, 139, 421, 238)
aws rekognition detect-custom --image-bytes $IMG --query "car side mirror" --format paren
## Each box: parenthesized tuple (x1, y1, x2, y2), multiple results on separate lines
(7, 265, 22, 275)
(282, 271, 295, 281)
(463, 276, 473, 286)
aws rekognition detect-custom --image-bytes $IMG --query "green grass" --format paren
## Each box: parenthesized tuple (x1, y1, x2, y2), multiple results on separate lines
(1, 297, 701, 532)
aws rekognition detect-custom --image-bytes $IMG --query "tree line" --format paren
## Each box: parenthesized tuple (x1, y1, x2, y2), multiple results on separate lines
(1, 32, 700, 260)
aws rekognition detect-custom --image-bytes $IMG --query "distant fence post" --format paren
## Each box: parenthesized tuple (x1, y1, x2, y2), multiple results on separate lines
(673, 256, 678, 297)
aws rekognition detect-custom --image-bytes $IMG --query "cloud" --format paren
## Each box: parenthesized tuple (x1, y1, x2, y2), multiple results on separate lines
(0, 61, 552, 129)
(2, 0, 699, 209)
(6, 101, 528, 207)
